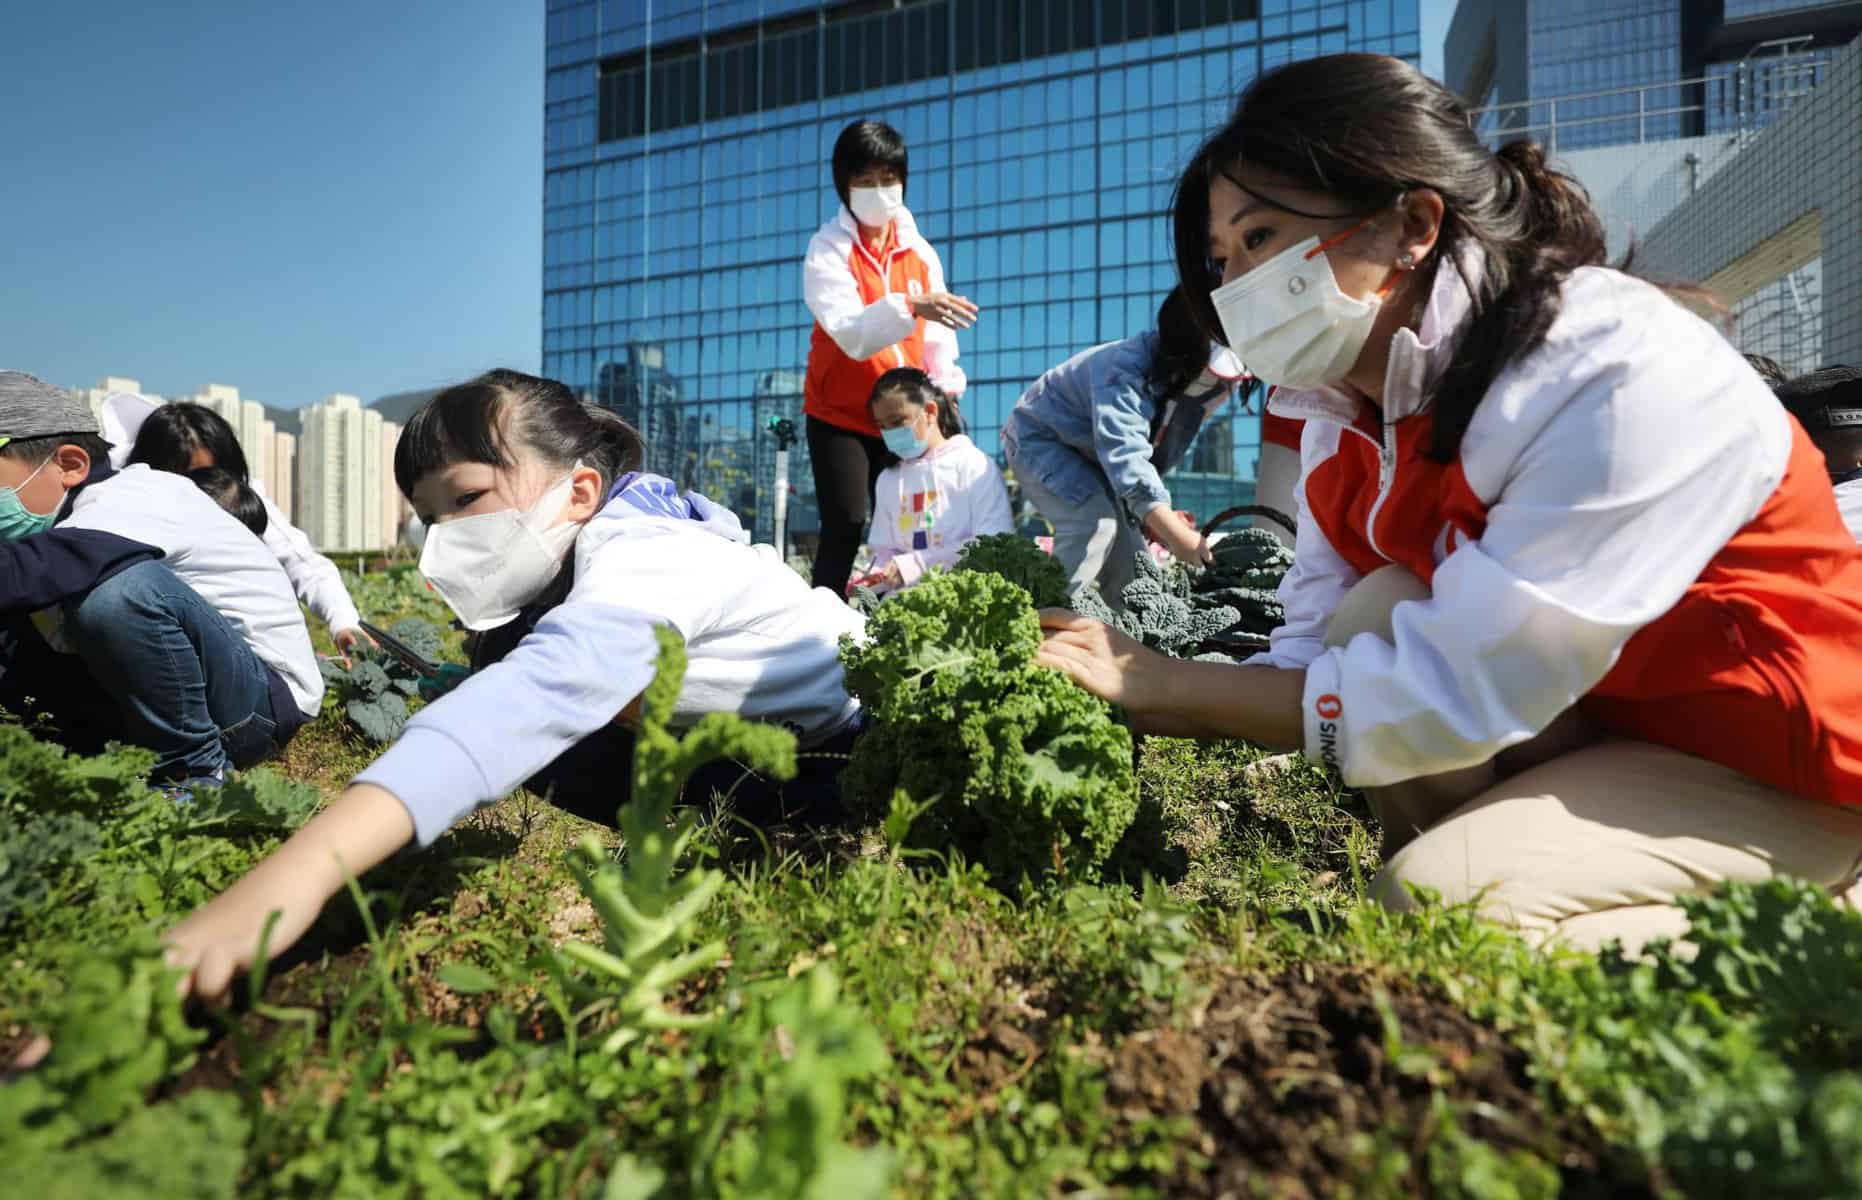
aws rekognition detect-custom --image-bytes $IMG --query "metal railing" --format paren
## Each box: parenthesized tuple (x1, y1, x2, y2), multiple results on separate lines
(1468, 41, 1829, 152)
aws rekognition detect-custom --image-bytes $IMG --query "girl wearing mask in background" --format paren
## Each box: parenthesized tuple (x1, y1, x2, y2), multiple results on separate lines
(1003, 287, 1253, 605)
(1037, 53, 1862, 955)
(855, 367, 1012, 594)
(105, 395, 374, 657)
(802, 118, 979, 594)
(163, 369, 866, 1001)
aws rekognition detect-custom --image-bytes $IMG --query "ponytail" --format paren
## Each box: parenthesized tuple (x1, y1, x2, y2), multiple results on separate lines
(1147, 285, 1219, 402)
(1426, 139, 1606, 460)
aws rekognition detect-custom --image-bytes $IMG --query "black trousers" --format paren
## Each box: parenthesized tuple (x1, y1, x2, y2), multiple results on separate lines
(525, 720, 858, 830)
(471, 595, 857, 830)
(806, 415, 896, 593)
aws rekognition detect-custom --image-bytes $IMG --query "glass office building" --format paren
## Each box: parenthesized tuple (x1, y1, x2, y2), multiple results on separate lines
(543, 0, 1421, 541)
(1454, 0, 1861, 151)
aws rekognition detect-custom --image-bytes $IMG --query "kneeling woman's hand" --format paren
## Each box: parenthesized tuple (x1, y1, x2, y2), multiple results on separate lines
(1036, 609, 1173, 726)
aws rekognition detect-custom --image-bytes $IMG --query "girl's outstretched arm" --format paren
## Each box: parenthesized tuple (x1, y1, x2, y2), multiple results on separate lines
(163, 783, 414, 1002)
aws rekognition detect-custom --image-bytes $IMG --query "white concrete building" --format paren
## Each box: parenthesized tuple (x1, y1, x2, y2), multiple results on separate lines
(72, 376, 163, 431)
(270, 432, 297, 524)
(173, 384, 282, 500)
(299, 393, 390, 551)
(379, 420, 406, 551)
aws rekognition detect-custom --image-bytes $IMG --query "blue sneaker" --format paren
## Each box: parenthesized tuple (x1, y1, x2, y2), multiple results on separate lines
(155, 768, 225, 805)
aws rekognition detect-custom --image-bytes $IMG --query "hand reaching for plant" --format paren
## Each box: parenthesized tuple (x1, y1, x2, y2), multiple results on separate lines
(163, 784, 416, 1002)
(331, 626, 377, 661)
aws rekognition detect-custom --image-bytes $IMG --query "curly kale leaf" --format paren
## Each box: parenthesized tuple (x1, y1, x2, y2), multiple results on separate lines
(838, 570, 1137, 886)
(956, 532, 1072, 608)
(839, 569, 1042, 727)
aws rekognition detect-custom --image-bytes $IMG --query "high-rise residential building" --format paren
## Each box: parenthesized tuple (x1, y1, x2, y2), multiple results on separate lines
(72, 375, 164, 423)
(543, 0, 1423, 536)
(299, 393, 389, 552)
(175, 383, 285, 501)
(271, 432, 297, 524)
(1446, 1, 1861, 374)
(379, 420, 406, 551)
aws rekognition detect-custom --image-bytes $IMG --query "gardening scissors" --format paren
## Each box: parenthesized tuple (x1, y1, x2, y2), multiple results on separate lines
(358, 620, 441, 679)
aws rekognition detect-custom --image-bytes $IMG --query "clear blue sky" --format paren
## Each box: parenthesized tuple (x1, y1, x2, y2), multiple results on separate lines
(0, 1, 1456, 410)
(0, 1, 542, 409)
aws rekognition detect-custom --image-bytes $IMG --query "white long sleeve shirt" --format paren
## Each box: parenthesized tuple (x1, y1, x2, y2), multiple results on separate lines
(101, 391, 363, 632)
(866, 434, 1013, 588)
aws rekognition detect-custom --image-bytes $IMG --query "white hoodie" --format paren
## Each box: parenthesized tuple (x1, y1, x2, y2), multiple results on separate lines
(866, 433, 1013, 588)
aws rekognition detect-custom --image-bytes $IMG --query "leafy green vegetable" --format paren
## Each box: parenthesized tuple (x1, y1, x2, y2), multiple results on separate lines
(838, 569, 1137, 886)
(955, 532, 1072, 608)
(1110, 551, 1239, 659)
(561, 625, 798, 1053)
(1194, 527, 1293, 638)
(1, 937, 206, 1158)
(318, 617, 442, 743)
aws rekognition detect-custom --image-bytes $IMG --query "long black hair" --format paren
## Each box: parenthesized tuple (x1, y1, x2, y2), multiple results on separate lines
(868, 367, 961, 438)
(1171, 53, 1610, 463)
(393, 368, 645, 502)
(128, 402, 252, 482)
(831, 119, 908, 210)
(1147, 285, 1225, 403)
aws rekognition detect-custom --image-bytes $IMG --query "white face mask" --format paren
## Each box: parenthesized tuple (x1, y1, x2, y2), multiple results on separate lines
(418, 466, 583, 631)
(848, 184, 903, 228)
(1209, 231, 1385, 392)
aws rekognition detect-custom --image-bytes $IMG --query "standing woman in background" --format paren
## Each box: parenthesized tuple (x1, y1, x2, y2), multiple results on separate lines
(104, 394, 374, 656)
(802, 118, 980, 593)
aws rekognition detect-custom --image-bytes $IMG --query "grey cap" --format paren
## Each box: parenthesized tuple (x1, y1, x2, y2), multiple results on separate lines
(0, 371, 100, 448)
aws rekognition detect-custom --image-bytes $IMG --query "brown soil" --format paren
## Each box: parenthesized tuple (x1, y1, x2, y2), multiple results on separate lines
(1105, 962, 1651, 1199)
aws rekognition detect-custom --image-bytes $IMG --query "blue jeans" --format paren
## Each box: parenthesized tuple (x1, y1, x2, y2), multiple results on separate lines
(65, 560, 286, 781)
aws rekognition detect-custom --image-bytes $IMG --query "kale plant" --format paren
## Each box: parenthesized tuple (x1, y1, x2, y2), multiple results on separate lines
(319, 616, 443, 743)
(1111, 550, 1240, 659)
(559, 625, 798, 1053)
(956, 531, 1072, 608)
(838, 569, 1138, 887)
(1194, 527, 1293, 637)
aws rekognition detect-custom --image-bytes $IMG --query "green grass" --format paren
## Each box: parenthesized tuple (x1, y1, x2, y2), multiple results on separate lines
(7, 579, 1862, 1197)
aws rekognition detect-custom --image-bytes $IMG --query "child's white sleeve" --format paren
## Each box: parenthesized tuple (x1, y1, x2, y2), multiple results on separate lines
(355, 600, 660, 846)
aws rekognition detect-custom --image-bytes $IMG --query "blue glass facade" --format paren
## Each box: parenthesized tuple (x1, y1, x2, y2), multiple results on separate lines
(1525, 0, 1684, 147)
(543, 0, 1420, 540)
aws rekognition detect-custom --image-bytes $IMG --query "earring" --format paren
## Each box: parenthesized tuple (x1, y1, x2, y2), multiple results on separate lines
(1396, 252, 1417, 270)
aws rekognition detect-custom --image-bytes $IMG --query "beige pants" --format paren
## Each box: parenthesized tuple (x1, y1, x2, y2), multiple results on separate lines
(1333, 566, 1862, 955)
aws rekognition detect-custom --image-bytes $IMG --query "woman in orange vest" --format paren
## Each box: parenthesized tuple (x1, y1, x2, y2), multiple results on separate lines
(1037, 53, 1862, 954)
(802, 119, 980, 593)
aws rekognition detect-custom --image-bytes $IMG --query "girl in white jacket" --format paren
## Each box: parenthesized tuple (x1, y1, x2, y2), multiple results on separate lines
(104, 394, 372, 656)
(165, 368, 866, 1001)
(858, 367, 1012, 593)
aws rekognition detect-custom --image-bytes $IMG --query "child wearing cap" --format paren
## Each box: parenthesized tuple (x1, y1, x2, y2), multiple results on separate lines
(0, 371, 322, 787)
(1776, 365, 1862, 544)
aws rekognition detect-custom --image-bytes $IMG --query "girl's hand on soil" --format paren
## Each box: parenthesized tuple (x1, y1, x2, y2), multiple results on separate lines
(163, 784, 415, 1002)
(908, 290, 980, 330)
(1036, 609, 1173, 724)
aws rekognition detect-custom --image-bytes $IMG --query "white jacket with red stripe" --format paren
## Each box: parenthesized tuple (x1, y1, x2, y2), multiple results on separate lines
(1250, 251, 1862, 803)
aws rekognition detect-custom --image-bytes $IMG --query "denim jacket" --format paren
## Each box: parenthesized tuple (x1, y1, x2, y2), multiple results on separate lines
(1001, 333, 1245, 519)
